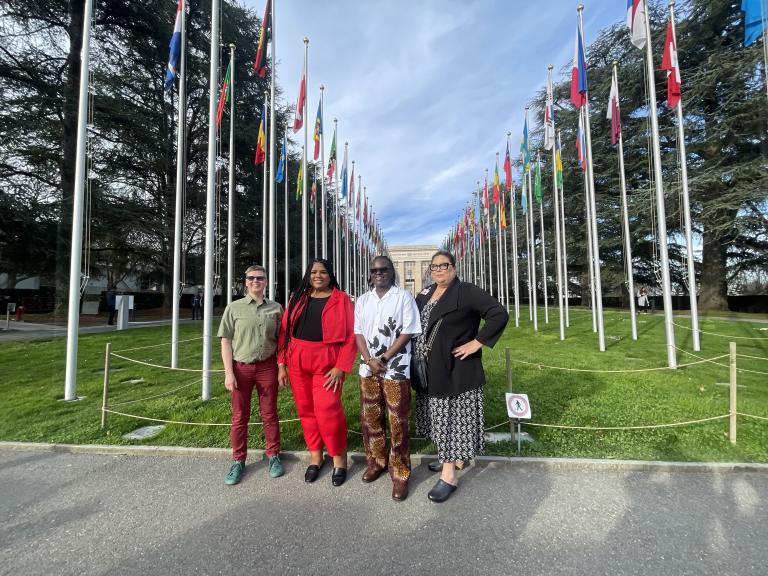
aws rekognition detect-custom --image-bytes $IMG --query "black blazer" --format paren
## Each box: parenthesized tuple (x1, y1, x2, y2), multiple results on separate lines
(415, 278, 509, 398)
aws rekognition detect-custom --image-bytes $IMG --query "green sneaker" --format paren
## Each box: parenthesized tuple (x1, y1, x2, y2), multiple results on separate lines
(225, 460, 245, 485)
(268, 455, 284, 478)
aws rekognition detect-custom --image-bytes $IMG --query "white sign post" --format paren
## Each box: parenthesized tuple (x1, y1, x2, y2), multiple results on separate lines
(506, 392, 531, 455)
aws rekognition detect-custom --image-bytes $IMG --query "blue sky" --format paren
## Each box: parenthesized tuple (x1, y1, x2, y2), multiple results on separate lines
(245, 1, 625, 246)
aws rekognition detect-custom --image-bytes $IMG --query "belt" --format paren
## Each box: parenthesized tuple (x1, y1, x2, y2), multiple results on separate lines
(235, 357, 275, 365)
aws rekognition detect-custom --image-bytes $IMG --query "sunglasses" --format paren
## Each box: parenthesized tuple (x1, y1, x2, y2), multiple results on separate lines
(369, 267, 391, 275)
(246, 275, 266, 282)
(429, 263, 451, 271)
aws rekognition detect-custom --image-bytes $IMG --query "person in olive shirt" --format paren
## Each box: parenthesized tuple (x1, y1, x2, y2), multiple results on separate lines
(218, 265, 285, 485)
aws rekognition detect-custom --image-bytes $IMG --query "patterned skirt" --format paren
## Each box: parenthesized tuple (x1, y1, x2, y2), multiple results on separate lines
(415, 387, 485, 463)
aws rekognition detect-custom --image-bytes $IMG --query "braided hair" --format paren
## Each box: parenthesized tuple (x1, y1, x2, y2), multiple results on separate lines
(281, 258, 340, 356)
(367, 254, 398, 289)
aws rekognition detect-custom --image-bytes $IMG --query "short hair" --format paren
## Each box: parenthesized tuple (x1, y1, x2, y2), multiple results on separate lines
(431, 250, 456, 267)
(370, 255, 397, 287)
(244, 264, 266, 276)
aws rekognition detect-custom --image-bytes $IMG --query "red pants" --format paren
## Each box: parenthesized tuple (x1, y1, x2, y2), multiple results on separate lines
(287, 339, 347, 456)
(231, 358, 280, 461)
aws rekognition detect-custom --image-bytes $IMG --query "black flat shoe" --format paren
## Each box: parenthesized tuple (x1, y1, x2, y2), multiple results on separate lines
(331, 467, 347, 487)
(427, 479, 457, 503)
(304, 461, 324, 483)
(428, 460, 469, 472)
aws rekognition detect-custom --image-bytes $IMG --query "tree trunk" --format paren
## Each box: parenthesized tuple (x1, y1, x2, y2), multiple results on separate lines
(698, 211, 733, 311)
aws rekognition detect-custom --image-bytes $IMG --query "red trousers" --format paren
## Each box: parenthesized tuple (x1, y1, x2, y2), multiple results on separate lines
(231, 358, 280, 461)
(287, 339, 348, 456)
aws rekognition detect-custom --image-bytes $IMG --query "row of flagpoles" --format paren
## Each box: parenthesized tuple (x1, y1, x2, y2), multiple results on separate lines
(162, 0, 389, 397)
(442, 0, 718, 368)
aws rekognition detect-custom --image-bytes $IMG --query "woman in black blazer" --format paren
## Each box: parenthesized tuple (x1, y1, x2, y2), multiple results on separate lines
(413, 250, 508, 503)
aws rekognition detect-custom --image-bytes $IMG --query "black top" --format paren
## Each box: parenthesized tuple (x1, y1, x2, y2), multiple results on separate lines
(414, 278, 508, 398)
(292, 296, 328, 341)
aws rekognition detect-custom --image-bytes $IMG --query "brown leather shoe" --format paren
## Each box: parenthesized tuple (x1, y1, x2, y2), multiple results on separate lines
(392, 480, 409, 501)
(361, 466, 386, 483)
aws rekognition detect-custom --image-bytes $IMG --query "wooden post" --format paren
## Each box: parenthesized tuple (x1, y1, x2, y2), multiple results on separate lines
(101, 342, 112, 429)
(729, 341, 737, 445)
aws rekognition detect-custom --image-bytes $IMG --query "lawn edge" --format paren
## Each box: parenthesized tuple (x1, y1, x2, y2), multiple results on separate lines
(2, 441, 767, 473)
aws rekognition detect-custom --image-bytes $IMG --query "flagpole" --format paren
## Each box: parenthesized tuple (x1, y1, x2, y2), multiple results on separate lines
(549, 66, 565, 341)
(612, 62, 638, 340)
(669, 0, 699, 351)
(320, 86, 327, 259)
(344, 152, 351, 292)
(557, 131, 570, 328)
(201, 0, 221, 400)
(578, 4, 606, 352)
(261, 90, 268, 265)
(502, 191, 510, 311)
(582, 114, 597, 333)
(484, 169, 493, 297)
(333, 119, 340, 272)
(171, 0, 187, 369)
(527, 163, 538, 331)
(478, 184, 486, 290)
(508, 133, 520, 326)
(313, 163, 318, 259)
(226, 43, 236, 307)
(641, 0, 676, 367)
(301, 37, 309, 273)
(267, 0, 277, 300)
(537, 153, 549, 324)
(524, 176, 532, 321)
(63, 0, 94, 400)
(284, 137, 289, 308)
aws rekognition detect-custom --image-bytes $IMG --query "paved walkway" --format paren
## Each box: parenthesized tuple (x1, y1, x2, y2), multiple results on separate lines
(1, 448, 766, 576)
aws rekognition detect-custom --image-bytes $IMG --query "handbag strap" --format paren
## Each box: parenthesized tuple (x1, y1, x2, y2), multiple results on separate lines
(424, 318, 443, 352)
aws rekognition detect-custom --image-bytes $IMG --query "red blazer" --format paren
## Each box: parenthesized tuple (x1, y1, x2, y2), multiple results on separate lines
(277, 288, 357, 372)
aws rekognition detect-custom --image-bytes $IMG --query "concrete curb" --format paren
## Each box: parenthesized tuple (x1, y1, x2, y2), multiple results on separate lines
(2, 441, 767, 473)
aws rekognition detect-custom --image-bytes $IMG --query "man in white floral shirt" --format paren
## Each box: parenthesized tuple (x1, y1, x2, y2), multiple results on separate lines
(354, 255, 421, 501)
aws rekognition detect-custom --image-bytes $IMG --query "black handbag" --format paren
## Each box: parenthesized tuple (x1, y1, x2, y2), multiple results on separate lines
(411, 318, 442, 394)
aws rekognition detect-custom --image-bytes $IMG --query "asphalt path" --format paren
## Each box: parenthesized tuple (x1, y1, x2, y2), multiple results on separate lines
(1, 450, 766, 576)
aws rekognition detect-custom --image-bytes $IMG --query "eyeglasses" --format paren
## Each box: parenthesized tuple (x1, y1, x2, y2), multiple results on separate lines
(246, 275, 266, 282)
(369, 267, 391, 275)
(429, 263, 452, 271)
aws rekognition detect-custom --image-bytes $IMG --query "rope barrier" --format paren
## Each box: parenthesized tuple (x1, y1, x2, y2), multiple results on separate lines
(520, 414, 729, 431)
(102, 409, 301, 426)
(509, 353, 728, 373)
(737, 412, 768, 422)
(109, 380, 201, 408)
(676, 348, 768, 376)
(736, 353, 768, 362)
(113, 336, 204, 353)
(110, 353, 225, 373)
(671, 321, 768, 340)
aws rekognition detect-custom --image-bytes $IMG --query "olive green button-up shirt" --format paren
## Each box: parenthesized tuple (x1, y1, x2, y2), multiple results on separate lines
(217, 294, 283, 363)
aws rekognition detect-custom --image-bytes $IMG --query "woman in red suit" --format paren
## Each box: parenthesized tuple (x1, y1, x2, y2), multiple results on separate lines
(278, 259, 356, 486)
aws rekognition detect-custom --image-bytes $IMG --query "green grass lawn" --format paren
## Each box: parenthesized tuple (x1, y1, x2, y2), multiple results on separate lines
(1, 308, 766, 462)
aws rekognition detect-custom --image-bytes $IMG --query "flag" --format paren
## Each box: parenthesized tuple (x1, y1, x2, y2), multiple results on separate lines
(293, 71, 306, 131)
(743, 0, 768, 46)
(215, 61, 231, 128)
(310, 178, 316, 213)
(349, 163, 355, 205)
(520, 116, 530, 172)
(296, 155, 303, 200)
(504, 141, 512, 192)
(500, 190, 507, 229)
(164, 0, 183, 90)
(356, 182, 361, 218)
(626, 0, 647, 49)
(661, 19, 682, 108)
(576, 112, 587, 171)
(312, 101, 322, 160)
(607, 71, 621, 146)
(340, 146, 348, 198)
(521, 170, 528, 215)
(570, 22, 588, 108)
(493, 158, 500, 205)
(555, 135, 563, 190)
(253, 0, 271, 78)
(327, 125, 337, 180)
(483, 173, 489, 213)
(534, 154, 543, 204)
(544, 74, 555, 149)
(275, 135, 286, 183)
(254, 103, 266, 165)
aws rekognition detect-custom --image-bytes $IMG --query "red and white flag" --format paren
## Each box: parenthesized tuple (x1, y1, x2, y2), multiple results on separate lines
(626, 0, 647, 49)
(292, 71, 306, 131)
(606, 72, 621, 146)
(661, 19, 681, 108)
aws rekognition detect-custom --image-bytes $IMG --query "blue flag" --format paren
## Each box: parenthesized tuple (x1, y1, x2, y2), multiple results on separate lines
(164, 1, 183, 90)
(743, 0, 768, 46)
(276, 135, 286, 183)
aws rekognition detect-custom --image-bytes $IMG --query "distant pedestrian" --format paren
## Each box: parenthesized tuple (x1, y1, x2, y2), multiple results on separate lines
(218, 265, 285, 485)
(638, 288, 649, 314)
(192, 290, 203, 320)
